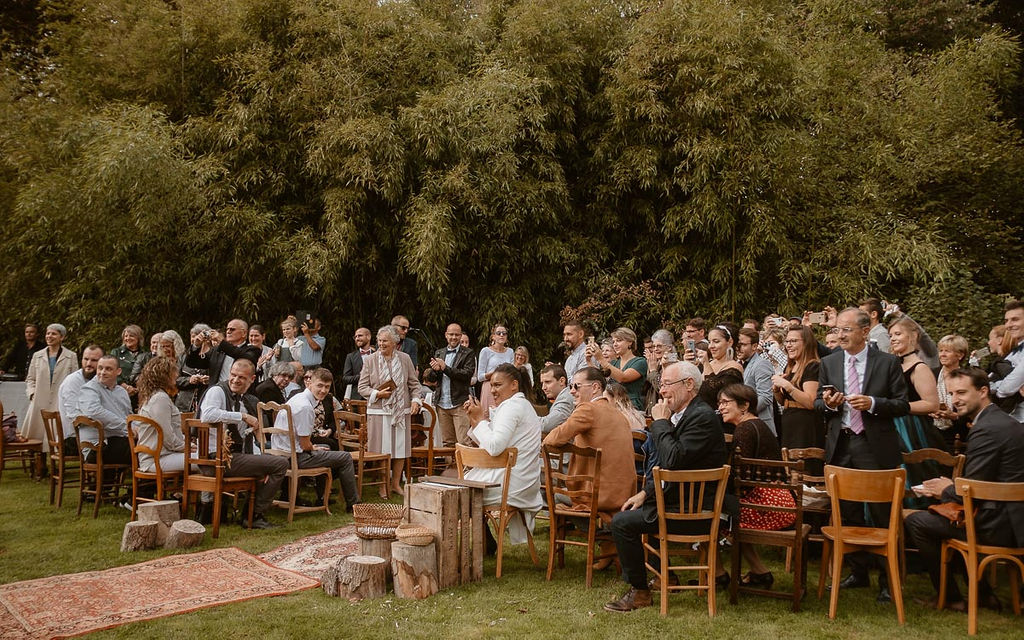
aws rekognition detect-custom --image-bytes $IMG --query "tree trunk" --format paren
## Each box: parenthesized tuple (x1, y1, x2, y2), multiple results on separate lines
(165, 519, 205, 549)
(391, 541, 438, 599)
(322, 555, 388, 600)
(359, 537, 393, 571)
(120, 520, 159, 552)
(137, 499, 181, 546)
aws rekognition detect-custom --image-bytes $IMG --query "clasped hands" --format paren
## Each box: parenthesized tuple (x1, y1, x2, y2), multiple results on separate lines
(822, 389, 872, 411)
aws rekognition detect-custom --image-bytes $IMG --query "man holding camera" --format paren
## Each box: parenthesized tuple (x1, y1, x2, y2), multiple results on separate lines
(185, 318, 261, 390)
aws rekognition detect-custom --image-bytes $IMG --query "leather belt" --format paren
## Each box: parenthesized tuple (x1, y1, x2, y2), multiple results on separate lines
(839, 426, 863, 436)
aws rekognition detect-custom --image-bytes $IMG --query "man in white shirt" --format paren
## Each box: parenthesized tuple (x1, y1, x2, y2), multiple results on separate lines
(273, 368, 359, 511)
(57, 344, 103, 455)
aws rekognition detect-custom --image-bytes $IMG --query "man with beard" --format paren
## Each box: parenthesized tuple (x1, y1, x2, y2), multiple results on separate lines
(342, 327, 373, 400)
(57, 345, 104, 455)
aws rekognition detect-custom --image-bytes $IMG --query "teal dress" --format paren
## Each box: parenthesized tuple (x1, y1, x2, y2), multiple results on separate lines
(896, 361, 948, 509)
(612, 356, 648, 411)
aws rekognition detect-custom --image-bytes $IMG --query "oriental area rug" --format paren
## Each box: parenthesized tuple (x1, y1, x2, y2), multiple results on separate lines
(259, 525, 360, 580)
(0, 547, 318, 639)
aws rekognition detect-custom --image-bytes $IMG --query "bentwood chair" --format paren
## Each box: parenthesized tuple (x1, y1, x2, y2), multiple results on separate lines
(818, 465, 907, 625)
(456, 444, 539, 578)
(335, 409, 390, 497)
(643, 465, 731, 617)
(258, 401, 332, 522)
(181, 419, 255, 538)
(73, 416, 130, 518)
(39, 410, 79, 507)
(125, 414, 185, 520)
(939, 478, 1024, 635)
(407, 404, 455, 480)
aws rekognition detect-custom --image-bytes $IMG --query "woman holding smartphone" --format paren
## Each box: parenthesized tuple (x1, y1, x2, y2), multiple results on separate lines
(591, 327, 648, 411)
(771, 326, 824, 473)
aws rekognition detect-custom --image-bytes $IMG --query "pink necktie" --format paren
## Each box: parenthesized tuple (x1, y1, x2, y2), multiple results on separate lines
(847, 358, 864, 434)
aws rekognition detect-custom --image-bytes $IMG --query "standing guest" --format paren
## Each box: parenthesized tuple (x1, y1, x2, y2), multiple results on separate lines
(683, 317, 710, 354)
(425, 324, 475, 447)
(270, 316, 305, 367)
(513, 345, 535, 390)
(76, 355, 132, 464)
(539, 364, 574, 434)
(476, 324, 515, 413)
(57, 345, 103, 455)
(134, 356, 187, 473)
(255, 362, 295, 406)
(644, 329, 677, 411)
(989, 300, 1024, 420)
(464, 363, 544, 547)
(590, 327, 648, 412)
(185, 318, 261, 388)
(742, 319, 761, 332)
(130, 329, 187, 385)
(249, 325, 274, 383)
(603, 362, 727, 613)
(358, 325, 422, 498)
(815, 307, 909, 602)
(299, 317, 325, 370)
(736, 327, 777, 435)
(859, 297, 891, 353)
(0, 323, 44, 380)
(824, 327, 841, 350)
(976, 324, 1017, 413)
(110, 324, 145, 396)
(148, 333, 161, 356)
(600, 339, 615, 365)
(23, 324, 79, 453)
(562, 322, 591, 381)
(691, 324, 744, 424)
(341, 327, 373, 400)
(888, 317, 944, 507)
(391, 315, 418, 369)
(718, 383, 795, 589)
(931, 334, 970, 451)
(772, 326, 824, 462)
(175, 324, 211, 412)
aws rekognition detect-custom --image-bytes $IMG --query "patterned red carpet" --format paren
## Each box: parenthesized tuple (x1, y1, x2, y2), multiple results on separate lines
(0, 547, 318, 639)
(259, 525, 360, 579)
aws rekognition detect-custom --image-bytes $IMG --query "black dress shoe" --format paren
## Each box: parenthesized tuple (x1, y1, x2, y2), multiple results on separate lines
(249, 514, 278, 529)
(687, 572, 731, 590)
(836, 573, 870, 589)
(877, 584, 892, 603)
(979, 592, 1002, 612)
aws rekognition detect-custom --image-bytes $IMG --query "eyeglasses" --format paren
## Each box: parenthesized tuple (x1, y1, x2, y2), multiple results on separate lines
(660, 378, 684, 388)
(837, 326, 859, 334)
(226, 327, 242, 333)
(717, 399, 736, 407)
(570, 382, 594, 391)
(303, 374, 312, 380)
(494, 331, 508, 336)
(393, 325, 409, 331)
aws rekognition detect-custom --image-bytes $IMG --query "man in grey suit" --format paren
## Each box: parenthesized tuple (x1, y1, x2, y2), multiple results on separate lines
(814, 307, 910, 602)
(905, 367, 1024, 611)
(539, 364, 574, 434)
(736, 327, 776, 435)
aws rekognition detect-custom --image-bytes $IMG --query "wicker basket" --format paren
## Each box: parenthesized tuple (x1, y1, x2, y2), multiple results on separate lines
(395, 523, 435, 546)
(352, 503, 405, 539)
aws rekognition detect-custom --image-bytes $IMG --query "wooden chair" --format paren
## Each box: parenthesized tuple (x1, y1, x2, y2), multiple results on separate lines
(258, 401, 332, 522)
(817, 465, 907, 625)
(39, 410, 79, 507)
(939, 478, 1024, 635)
(343, 398, 368, 416)
(729, 455, 811, 611)
(541, 443, 615, 587)
(125, 414, 185, 520)
(631, 430, 647, 493)
(455, 443, 539, 578)
(73, 416, 130, 518)
(181, 418, 256, 538)
(406, 404, 455, 480)
(782, 447, 829, 571)
(0, 401, 44, 482)
(901, 448, 966, 495)
(643, 465, 732, 617)
(335, 409, 390, 497)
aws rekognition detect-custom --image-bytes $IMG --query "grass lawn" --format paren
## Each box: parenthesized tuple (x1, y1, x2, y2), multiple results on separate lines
(1, 468, 1020, 639)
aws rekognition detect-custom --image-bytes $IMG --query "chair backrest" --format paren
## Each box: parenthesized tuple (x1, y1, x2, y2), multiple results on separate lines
(901, 448, 966, 479)
(257, 401, 300, 469)
(541, 443, 601, 513)
(824, 465, 906, 532)
(732, 454, 805, 529)
(456, 444, 517, 510)
(344, 398, 368, 416)
(40, 410, 64, 452)
(72, 416, 105, 465)
(651, 465, 731, 540)
(126, 413, 166, 476)
(781, 447, 826, 485)
(335, 409, 368, 453)
(631, 430, 647, 490)
(183, 418, 228, 479)
(955, 477, 1024, 548)
(410, 405, 435, 454)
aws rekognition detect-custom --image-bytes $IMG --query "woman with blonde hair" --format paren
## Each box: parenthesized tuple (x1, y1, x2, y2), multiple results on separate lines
(932, 334, 969, 450)
(603, 382, 646, 431)
(591, 327, 648, 411)
(476, 324, 514, 412)
(134, 356, 187, 473)
(271, 316, 304, 366)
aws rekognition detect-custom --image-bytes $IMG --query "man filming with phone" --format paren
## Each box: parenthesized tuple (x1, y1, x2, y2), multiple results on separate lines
(297, 312, 325, 370)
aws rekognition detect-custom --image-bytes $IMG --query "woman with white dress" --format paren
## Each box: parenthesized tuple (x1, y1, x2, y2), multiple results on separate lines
(135, 356, 187, 472)
(358, 325, 422, 498)
(476, 324, 515, 413)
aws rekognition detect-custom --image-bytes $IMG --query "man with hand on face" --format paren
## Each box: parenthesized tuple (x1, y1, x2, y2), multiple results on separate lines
(342, 327, 373, 400)
(197, 359, 288, 529)
(539, 364, 574, 434)
(58, 345, 104, 455)
(604, 361, 726, 613)
(273, 368, 360, 512)
(424, 323, 475, 447)
(904, 367, 1024, 612)
(76, 354, 132, 465)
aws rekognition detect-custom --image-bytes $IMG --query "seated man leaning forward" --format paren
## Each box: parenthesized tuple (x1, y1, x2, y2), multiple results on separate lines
(197, 359, 288, 529)
(604, 361, 727, 613)
(272, 367, 360, 512)
(464, 363, 544, 548)
(76, 354, 133, 465)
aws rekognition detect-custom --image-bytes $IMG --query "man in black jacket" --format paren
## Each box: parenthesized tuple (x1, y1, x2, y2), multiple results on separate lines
(604, 361, 727, 613)
(341, 327, 373, 400)
(905, 367, 1024, 611)
(185, 318, 261, 394)
(424, 323, 475, 447)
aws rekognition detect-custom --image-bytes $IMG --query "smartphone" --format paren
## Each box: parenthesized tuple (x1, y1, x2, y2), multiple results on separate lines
(821, 384, 839, 395)
(686, 339, 696, 352)
(469, 387, 477, 401)
(808, 312, 825, 324)
(974, 347, 990, 360)
(587, 336, 596, 346)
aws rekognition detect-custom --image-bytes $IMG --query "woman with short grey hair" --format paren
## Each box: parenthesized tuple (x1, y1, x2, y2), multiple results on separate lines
(24, 323, 78, 451)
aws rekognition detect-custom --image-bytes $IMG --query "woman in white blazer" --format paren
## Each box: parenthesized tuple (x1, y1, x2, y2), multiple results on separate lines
(24, 324, 79, 453)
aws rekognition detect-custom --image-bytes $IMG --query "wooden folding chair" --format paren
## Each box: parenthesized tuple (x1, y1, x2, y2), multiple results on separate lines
(939, 478, 1024, 635)
(125, 414, 185, 520)
(643, 465, 731, 617)
(258, 401, 332, 522)
(335, 409, 390, 497)
(542, 443, 615, 587)
(817, 465, 907, 625)
(73, 416, 130, 518)
(456, 443, 539, 578)
(181, 419, 255, 538)
(40, 410, 79, 507)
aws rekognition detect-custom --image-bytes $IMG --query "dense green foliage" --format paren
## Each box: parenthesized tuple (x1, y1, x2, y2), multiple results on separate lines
(1, 0, 1022, 361)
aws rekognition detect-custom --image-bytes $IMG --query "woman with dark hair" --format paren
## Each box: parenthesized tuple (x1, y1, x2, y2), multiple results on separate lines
(591, 327, 648, 411)
(476, 324, 514, 413)
(135, 356, 187, 472)
(771, 326, 824, 461)
(718, 383, 795, 588)
(693, 323, 743, 423)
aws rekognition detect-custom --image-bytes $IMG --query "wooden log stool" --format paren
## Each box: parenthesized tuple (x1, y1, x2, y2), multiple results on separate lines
(121, 520, 159, 552)
(165, 519, 205, 549)
(322, 555, 388, 600)
(391, 541, 438, 599)
(137, 499, 181, 546)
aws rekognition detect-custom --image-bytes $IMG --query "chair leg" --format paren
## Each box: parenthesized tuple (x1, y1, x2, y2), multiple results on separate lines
(793, 537, 804, 613)
(730, 538, 740, 605)
(967, 552, 979, 636)
(55, 459, 65, 508)
(887, 550, 905, 625)
(818, 538, 831, 600)
(92, 466, 102, 519)
(828, 543, 843, 620)
(1009, 564, 1021, 616)
(938, 542, 950, 610)
(584, 517, 597, 589)
(76, 470, 86, 517)
(495, 513, 507, 579)
(546, 513, 557, 582)
(660, 539, 669, 617)
(708, 542, 717, 617)
(287, 473, 297, 523)
(48, 461, 56, 505)
(211, 491, 223, 539)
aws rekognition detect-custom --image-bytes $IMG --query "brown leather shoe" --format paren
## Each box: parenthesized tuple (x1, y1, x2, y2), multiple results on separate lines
(603, 587, 652, 613)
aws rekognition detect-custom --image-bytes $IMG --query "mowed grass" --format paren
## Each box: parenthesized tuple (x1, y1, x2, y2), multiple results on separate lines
(1, 468, 1021, 639)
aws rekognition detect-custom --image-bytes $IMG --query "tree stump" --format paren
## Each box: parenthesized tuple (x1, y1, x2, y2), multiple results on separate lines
(322, 555, 388, 600)
(359, 537, 394, 570)
(137, 500, 181, 546)
(165, 519, 205, 549)
(120, 520, 159, 552)
(391, 541, 438, 599)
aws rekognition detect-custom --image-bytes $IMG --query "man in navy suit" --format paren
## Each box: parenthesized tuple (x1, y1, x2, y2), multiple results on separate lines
(905, 367, 1024, 611)
(341, 327, 373, 400)
(815, 307, 910, 601)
